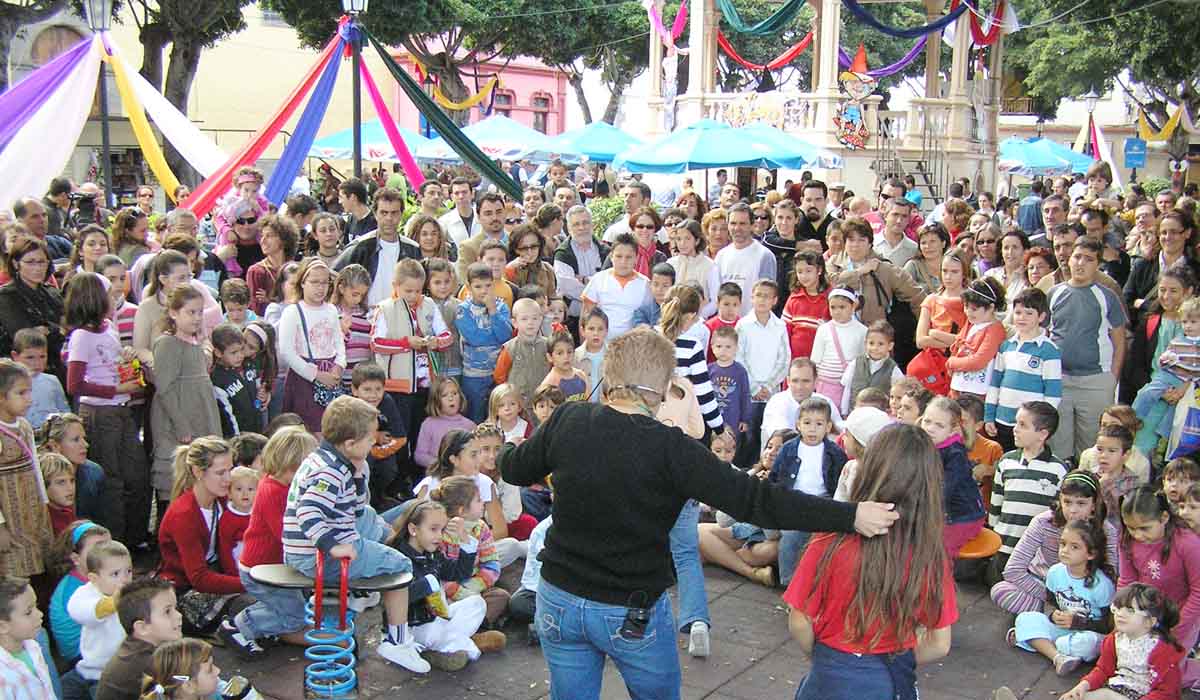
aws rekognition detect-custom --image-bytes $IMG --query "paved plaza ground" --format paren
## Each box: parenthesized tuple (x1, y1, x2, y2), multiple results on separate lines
(210, 564, 1163, 700)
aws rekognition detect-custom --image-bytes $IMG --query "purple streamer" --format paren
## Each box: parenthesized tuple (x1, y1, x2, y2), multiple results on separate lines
(0, 37, 94, 151)
(838, 36, 927, 79)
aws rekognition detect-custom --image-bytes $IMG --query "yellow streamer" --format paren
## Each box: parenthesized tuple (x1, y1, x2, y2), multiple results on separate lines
(433, 76, 499, 111)
(1138, 107, 1184, 142)
(105, 53, 181, 202)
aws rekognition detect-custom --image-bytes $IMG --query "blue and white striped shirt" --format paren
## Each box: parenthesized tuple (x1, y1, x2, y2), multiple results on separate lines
(984, 332, 1063, 427)
(282, 444, 367, 557)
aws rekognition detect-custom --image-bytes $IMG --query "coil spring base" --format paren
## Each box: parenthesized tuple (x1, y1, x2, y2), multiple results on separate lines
(303, 554, 357, 699)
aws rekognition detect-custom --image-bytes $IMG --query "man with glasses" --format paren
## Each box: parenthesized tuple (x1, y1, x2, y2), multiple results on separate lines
(334, 188, 420, 306)
(438, 177, 481, 245)
(714, 203, 776, 316)
(554, 205, 609, 335)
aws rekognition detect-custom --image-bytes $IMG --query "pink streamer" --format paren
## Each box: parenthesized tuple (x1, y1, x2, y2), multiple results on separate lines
(358, 61, 425, 191)
(644, 0, 689, 53)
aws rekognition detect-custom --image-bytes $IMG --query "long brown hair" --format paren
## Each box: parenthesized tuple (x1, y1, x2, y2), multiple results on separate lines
(807, 424, 946, 647)
(658, 284, 701, 342)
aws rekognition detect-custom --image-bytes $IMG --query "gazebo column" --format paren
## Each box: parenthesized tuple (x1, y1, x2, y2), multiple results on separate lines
(809, 0, 821, 93)
(646, 0, 666, 137)
(922, 0, 944, 98)
(946, 10, 972, 144)
(808, 0, 844, 146)
(678, 0, 713, 123)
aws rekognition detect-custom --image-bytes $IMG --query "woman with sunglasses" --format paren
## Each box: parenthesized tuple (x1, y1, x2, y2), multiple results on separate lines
(969, 217, 1002, 278)
(622, 207, 668, 277)
(750, 202, 774, 239)
(505, 224, 557, 299)
(217, 199, 265, 279)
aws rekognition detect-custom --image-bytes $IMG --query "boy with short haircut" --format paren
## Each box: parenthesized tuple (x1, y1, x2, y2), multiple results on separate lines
(210, 323, 261, 437)
(839, 319, 902, 417)
(95, 578, 182, 700)
(1162, 457, 1200, 512)
(705, 283, 743, 362)
(768, 397, 847, 587)
(230, 432, 267, 472)
(989, 401, 1068, 568)
(65, 540, 133, 698)
(853, 387, 890, 413)
(631, 263, 676, 328)
(12, 328, 67, 428)
(455, 262, 514, 422)
(707, 326, 751, 448)
(574, 308, 609, 404)
(0, 576, 55, 699)
(220, 278, 257, 328)
(493, 298, 550, 407)
(958, 395, 1004, 490)
(458, 240, 518, 309)
(351, 361, 408, 507)
(736, 280, 789, 465)
(218, 467, 258, 577)
(984, 288, 1063, 452)
(283, 396, 428, 672)
(373, 259, 452, 439)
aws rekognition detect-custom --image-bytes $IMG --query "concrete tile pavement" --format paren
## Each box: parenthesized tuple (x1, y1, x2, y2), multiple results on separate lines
(212, 565, 1178, 700)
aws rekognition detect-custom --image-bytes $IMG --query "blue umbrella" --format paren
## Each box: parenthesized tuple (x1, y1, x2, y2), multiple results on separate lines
(612, 119, 823, 173)
(739, 122, 844, 169)
(998, 137, 1075, 176)
(547, 122, 642, 163)
(415, 114, 580, 163)
(1032, 137, 1094, 174)
(309, 120, 433, 161)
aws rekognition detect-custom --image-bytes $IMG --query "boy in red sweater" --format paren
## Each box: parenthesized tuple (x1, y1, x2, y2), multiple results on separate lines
(217, 467, 258, 576)
(705, 283, 742, 362)
(217, 427, 317, 657)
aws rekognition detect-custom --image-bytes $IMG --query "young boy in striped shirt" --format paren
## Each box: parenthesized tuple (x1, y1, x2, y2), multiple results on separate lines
(282, 396, 430, 673)
(989, 400, 1068, 576)
(983, 288, 1062, 453)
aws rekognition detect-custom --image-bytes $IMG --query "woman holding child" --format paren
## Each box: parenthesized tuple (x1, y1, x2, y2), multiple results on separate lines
(499, 326, 900, 700)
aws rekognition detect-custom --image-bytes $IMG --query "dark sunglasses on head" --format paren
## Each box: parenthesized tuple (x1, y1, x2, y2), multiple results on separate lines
(236, 217, 258, 225)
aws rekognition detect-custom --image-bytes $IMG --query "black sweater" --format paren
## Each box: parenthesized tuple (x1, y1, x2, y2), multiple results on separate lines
(499, 401, 858, 606)
(392, 539, 476, 626)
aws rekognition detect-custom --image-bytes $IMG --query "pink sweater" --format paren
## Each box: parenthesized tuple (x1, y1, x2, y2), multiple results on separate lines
(414, 414, 476, 469)
(1118, 528, 1200, 645)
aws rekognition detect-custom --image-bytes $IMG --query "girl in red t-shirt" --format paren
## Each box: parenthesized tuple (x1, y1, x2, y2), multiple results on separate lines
(784, 423, 958, 700)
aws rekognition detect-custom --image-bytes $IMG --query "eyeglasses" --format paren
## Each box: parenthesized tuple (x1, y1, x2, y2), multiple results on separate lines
(18, 257, 48, 267)
(505, 218, 522, 225)
(753, 214, 770, 221)
(236, 217, 258, 225)
(633, 223, 657, 230)
(517, 244, 542, 252)
(976, 238, 996, 245)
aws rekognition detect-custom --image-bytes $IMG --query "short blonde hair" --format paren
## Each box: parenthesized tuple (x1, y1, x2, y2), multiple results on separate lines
(321, 395, 380, 446)
(601, 326, 675, 409)
(229, 466, 260, 487)
(1181, 296, 1200, 319)
(262, 425, 319, 478)
(39, 452, 73, 483)
(511, 297, 540, 317)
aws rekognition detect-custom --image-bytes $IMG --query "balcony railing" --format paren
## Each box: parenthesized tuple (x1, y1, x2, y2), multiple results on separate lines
(1001, 96, 1037, 114)
(700, 92, 818, 131)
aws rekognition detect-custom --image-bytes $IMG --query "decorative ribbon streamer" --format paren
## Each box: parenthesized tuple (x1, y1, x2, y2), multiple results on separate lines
(716, 0, 807, 36)
(0, 36, 101, 215)
(967, 0, 1005, 44)
(182, 18, 346, 218)
(717, 30, 812, 71)
(643, 0, 689, 53)
(358, 62, 425, 192)
(1137, 107, 1200, 141)
(837, 36, 928, 78)
(433, 76, 499, 110)
(367, 30, 522, 199)
(108, 41, 227, 178)
(0, 37, 93, 152)
(264, 34, 344, 205)
(104, 44, 182, 202)
(841, 0, 971, 39)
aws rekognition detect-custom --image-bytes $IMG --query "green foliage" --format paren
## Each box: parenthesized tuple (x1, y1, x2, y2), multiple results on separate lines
(587, 195, 626, 233)
(1140, 177, 1171, 197)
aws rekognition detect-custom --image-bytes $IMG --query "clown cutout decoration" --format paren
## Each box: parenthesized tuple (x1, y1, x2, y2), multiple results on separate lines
(834, 44, 874, 150)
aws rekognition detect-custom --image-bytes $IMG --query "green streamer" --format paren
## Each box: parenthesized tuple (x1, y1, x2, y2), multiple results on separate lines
(716, 0, 807, 35)
(366, 30, 522, 200)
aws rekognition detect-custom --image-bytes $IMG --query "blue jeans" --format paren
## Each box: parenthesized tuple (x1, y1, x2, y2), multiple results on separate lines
(74, 461, 104, 525)
(1132, 375, 1181, 454)
(778, 530, 812, 587)
(460, 375, 494, 423)
(668, 499, 709, 632)
(235, 567, 308, 640)
(796, 643, 916, 700)
(60, 669, 94, 700)
(536, 580, 681, 700)
(37, 627, 62, 699)
(284, 505, 411, 581)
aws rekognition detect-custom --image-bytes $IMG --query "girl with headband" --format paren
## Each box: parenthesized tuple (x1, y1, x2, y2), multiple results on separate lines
(48, 520, 112, 663)
(811, 287, 866, 404)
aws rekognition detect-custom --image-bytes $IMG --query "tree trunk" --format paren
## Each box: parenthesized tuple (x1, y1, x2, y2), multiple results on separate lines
(568, 71, 592, 124)
(138, 22, 170, 90)
(163, 37, 202, 185)
(0, 18, 16, 94)
(424, 52, 472, 127)
(601, 69, 634, 124)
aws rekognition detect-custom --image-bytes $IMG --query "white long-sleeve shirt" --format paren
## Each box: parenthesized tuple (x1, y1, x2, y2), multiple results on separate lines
(735, 312, 789, 399)
(810, 318, 867, 383)
(67, 583, 125, 680)
(277, 301, 347, 381)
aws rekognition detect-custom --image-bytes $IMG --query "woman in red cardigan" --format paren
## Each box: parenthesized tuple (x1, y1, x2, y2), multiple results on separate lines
(157, 436, 254, 634)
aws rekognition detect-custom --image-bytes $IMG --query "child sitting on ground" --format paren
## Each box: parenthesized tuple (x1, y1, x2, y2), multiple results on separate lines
(41, 453, 78, 535)
(0, 576, 56, 698)
(64, 540, 132, 700)
(921, 396, 987, 558)
(536, 331, 590, 403)
(137, 638, 224, 700)
(474, 423, 538, 542)
(281, 396, 428, 673)
(388, 498, 504, 671)
(350, 362, 408, 507)
(218, 467, 258, 577)
(429, 476, 510, 631)
(1078, 405, 1150, 486)
(1163, 456, 1200, 514)
(49, 521, 111, 664)
(36, 413, 105, 525)
(833, 406, 894, 501)
(414, 376, 475, 471)
(95, 577, 182, 700)
(488, 383, 532, 443)
(1089, 424, 1141, 534)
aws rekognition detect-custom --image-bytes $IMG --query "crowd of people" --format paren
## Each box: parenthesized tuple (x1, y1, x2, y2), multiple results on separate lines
(0, 155, 1195, 700)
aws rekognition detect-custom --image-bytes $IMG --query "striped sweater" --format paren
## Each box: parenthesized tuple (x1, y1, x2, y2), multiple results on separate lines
(1002, 509, 1120, 606)
(983, 332, 1063, 426)
(341, 305, 373, 390)
(674, 335, 723, 431)
(989, 447, 1068, 554)
(439, 518, 500, 601)
(1160, 335, 1200, 383)
(282, 444, 367, 557)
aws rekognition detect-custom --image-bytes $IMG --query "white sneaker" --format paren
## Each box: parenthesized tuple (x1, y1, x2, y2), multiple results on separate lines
(348, 591, 380, 613)
(378, 640, 430, 673)
(688, 621, 710, 658)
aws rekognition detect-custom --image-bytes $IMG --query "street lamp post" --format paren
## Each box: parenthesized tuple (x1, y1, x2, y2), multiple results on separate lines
(1082, 88, 1099, 158)
(83, 0, 114, 209)
(342, 0, 367, 180)
(422, 73, 434, 138)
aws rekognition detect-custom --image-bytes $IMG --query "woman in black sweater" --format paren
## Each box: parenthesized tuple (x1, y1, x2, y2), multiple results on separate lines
(499, 326, 899, 700)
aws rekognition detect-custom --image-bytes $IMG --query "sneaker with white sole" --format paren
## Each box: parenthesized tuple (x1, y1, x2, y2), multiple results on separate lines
(378, 639, 431, 673)
(688, 621, 710, 658)
(1053, 653, 1081, 676)
(217, 619, 264, 659)
(347, 591, 380, 613)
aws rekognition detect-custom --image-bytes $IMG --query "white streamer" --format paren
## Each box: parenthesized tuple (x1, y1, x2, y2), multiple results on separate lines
(0, 37, 102, 211)
(108, 40, 227, 178)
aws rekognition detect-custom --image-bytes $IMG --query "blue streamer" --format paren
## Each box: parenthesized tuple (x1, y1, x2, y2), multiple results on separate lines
(264, 35, 345, 205)
(841, 0, 971, 39)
